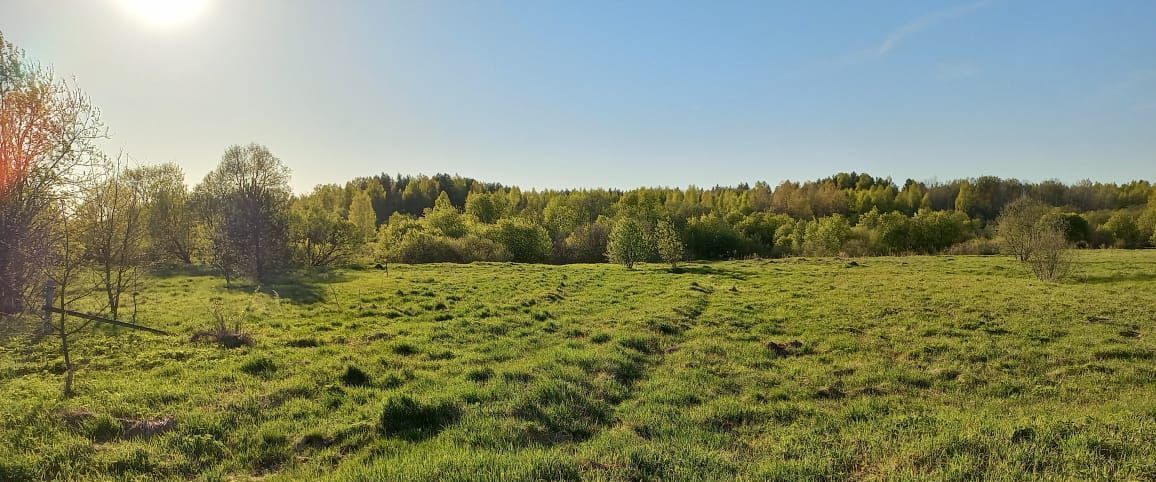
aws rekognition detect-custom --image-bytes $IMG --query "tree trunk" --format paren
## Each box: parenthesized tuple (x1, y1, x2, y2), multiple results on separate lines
(58, 311, 74, 398)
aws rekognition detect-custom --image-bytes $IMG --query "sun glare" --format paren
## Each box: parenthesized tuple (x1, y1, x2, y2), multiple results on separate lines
(114, 0, 210, 29)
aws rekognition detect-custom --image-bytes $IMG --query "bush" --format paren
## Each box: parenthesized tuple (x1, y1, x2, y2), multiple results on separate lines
(485, 218, 553, 263)
(802, 215, 851, 256)
(996, 198, 1073, 281)
(561, 222, 610, 263)
(947, 238, 1000, 255)
(387, 231, 462, 263)
(996, 197, 1051, 262)
(384, 231, 511, 264)
(379, 395, 461, 440)
(191, 307, 254, 349)
(684, 213, 746, 260)
(451, 235, 511, 262)
(1026, 221, 1072, 282)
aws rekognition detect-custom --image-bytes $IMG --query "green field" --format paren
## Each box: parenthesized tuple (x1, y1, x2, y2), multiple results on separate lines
(2, 251, 1155, 481)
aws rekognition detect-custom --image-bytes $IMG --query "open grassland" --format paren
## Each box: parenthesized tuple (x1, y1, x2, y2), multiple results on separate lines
(2, 251, 1156, 481)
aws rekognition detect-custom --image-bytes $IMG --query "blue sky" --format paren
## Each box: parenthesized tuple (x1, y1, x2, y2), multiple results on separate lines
(2, 0, 1154, 192)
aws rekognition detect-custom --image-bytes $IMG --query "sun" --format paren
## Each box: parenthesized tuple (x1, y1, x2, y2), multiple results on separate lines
(114, 0, 210, 29)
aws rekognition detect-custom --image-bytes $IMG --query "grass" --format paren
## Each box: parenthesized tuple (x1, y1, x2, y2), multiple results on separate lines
(1, 250, 1155, 480)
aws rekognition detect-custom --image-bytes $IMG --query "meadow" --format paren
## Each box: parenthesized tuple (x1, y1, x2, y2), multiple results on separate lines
(2, 251, 1155, 481)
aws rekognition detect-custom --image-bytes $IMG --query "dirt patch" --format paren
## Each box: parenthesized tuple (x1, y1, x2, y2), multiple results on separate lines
(122, 417, 176, 439)
(60, 409, 176, 441)
(61, 408, 99, 429)
(767, 340, 803, 356)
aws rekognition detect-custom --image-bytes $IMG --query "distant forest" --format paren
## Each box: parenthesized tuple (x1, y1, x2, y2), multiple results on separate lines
(5, 26, 1156, 306)
(290, 169, 1156, 265)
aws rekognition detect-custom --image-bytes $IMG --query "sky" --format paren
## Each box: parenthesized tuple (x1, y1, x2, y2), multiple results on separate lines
(1, 0, 1154, 193)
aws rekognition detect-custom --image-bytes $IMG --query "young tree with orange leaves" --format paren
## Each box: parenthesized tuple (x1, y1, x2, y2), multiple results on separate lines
(0, 32, 104, 315)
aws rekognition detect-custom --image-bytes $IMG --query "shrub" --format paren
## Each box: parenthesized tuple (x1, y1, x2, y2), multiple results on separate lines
(387, 232, 462, 263)
(802, 215, 851, 256)
(451, 235, 511, 262)
(190, 304, 254, 348)
(996, 197, 1051, 262)
(562, 222, 611, 263)
(685, 213, 747, 260)
(485, 218, 553, 263)
(1026, 220, 1073, 282)
(1103, 211, 1143, 247)
(947, 238, 1000, 255)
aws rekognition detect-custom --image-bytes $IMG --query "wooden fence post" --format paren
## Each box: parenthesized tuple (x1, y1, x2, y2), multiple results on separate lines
(42, 280, 56, 332)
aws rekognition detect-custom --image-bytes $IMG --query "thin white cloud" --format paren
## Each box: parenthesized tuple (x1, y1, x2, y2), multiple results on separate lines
(782, 0, 996, 79)
(872, 0, 994, 57)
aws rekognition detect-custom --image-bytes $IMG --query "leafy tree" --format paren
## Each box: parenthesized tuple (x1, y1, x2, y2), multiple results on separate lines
(562, 222, 611, 263)
(45, 201, 96, 397)
(290, 196, 362, 267)
(803, 215, 851, 256)
(464, 192, 506, 224)
(910, 210, 970, 253)
(1052, 213, 1091, 244)
(486, 217, 552, 263)
(425, 191, 468, 238)
(606, 217, 650, 269)
(194, 144, 293, 284)
(955, 180, 976, 217)
(348, 190, 377, 240)
(774, 219, 809, 256)
(685, 213, 746, 260)
(654, 218, 684, 269)
(0, 32, 104, 314)
(77, 157, 149, 320)
(1103, 211, 1142, 248)
(1137, 198, 1156, 246)
(126, 163, 196, 264)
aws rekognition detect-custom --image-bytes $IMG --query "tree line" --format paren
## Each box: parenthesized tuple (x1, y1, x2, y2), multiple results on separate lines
(5, 28, 1156, 321)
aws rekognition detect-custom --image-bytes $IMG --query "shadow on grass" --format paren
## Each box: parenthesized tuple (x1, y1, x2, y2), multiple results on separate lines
(225, 270, 352, 305)
(668, 264, 751, 281)
(1078, 272, 1156, 285)
(148, 264, 219, 277)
